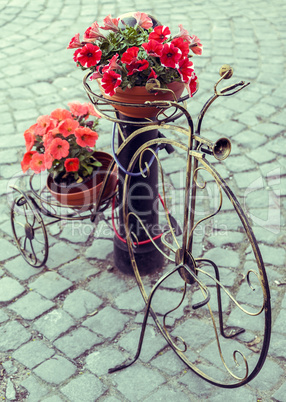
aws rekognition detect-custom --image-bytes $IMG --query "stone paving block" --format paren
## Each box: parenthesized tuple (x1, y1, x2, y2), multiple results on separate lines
(201, 247, 241, 269)
(85, 238, 113, 260)
(45, 243, 78, 269)
(59, 221, 91, 243)
(151, 349, 187, 376)
(114, 286, 146, 312)
(258, 244, 286, 267)
(4, 255, 44, 280)
(82, 306, 129, 340)
(0, 321, 31, 352)
(85, 347, 126, 376)
(94, 219, 114, 239)
(0, 276, 25, 302)
(58, 259, 99, 281)
(0, 238, 20, 261)
(118, 326, 167, 363)
(33, 309, 75, 341)
(113, 364, 165, 400)
(33, 355, 76, 385)
(87, 271, 128, 299)
(0, 309, 9, 323)
(53, 327, 102, 359)
(12, 340, 55, 369)
(250, 358, 284, 391)
(60, 373, 106, 402)
(144, 385, 190, 402)
(272, 381, 286, 402)
(42, 396, 64, 402)
(172, 318, 215, 350)
(62, 289, 102, 319)
(9, 291, 55, 320)
(29, 271, 73, 299)
(272, 309, 286, 334)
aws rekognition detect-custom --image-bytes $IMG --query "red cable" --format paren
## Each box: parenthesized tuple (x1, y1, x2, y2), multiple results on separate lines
(112, 194, 166, 246)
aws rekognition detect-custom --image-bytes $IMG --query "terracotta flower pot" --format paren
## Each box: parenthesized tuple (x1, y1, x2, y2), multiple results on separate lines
(46, 151, 117, 207)
(97, 80, 186, 119)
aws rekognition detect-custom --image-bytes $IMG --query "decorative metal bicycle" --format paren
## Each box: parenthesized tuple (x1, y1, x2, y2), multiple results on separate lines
(10, 65, 271, 388)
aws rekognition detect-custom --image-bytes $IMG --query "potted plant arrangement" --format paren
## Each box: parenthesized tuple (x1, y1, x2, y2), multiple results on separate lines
(67, 12, 202, 118)
(21, 101, 117, 207)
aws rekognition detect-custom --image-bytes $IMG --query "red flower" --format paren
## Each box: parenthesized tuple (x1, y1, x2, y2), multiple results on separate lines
(174, 24, 192, 43)
(189, 35, 203, 55)
(121, 47, 139, 64)
(58, 118, 80, 137)
(149, 25, 171, 43)
(178, 57, 194, 83)
(21, 151, 36, 173)
(48, 138, 70, 160)
(133, 12, 153, 29)
(24, 124, 37, 151)
(141, 40, 163, 57)
(171, 37, 189, 58)
(73, 48, 81, 62)
(148, 68, 158, 80)
(67, 33, 82, 49)
(83, 22, 105, 42)
(185, 72, 198, 97)
(30, 153, 46, 174)
(64, 158, 80, 172)
(50, 108, 72, 123)
(75, 127, 99, 148)
(44, 152, 54, 170)
(76, 43, 102, 68)
(101, 70, 122, 96)
(126, 59, 149, 76)
(160, 43, 182, 68)
(102, 54, 121, 73)
(100, 15, 120, 32)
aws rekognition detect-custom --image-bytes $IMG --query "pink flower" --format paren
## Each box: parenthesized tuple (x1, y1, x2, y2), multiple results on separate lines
(24, 124, 37, 151)
(100, 15, 120, 32)
(141, 40, 163, 57)
(126, 59, 149, 76)
(102, 54, 121, 73)
(189, 35, 203, 55)
(174, 24, 192, 43)
(149, 25, 171, 43)
(30, 153, 46, 174)
(133, 12, 153, 29)
(58, 118, 80, 137)
(76, 43, 102, 68)
(75, 127, 99, 148)
(89, 70, 102, 80)
(21, 151, 36, 173)
(177, 57, 194, 83)
(35, 115, 57, 136)
(50, 108, 73, 123)
(86, 103, 101, 118)
(67, 33, 82, 49)
(121, 47, 139, 64)
(64, 158, 80, 172)
(44, 151, 54, 170)
(171, 37, 189, 58)
(160, 43, 182, 68)
(48, 138, 70, 160)
(101, 70, 122, 96)
(83, 22, 106, 41)
(185, 72, 198, 97)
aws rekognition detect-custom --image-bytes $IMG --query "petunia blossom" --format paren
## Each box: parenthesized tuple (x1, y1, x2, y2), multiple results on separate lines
(141, 40, 163, 57)
(58, 118, 80, 137)
(133, 12, 153, 29)
(67, 33, 82, 49)
(189, 35, 203, 55)
(126, 59, 149, 76)
(21, 151, 36, 173)
(35, 115, 56, 136)
(48, 138, 70, 160)
(76, 43, 102, 68)
(149, 25, 171, 43)
(102, 54, 121, 73)
(148, 68, 158, 80)
(160, 43, 182, 68)
(121, 47, 139, 65)
(24, 124, 37, 152)
(185, 71, 198, 97)
(174, 24, 192, 43)
(101, 70, 122, 96)
(75, 127, 99, 148)
(50, 108, 72, 123)
(83, 22, 106, 42)
(100, 15, 120, 32)
(30, 153, 46, 174)
(177, 57, 194, 83)
(44, 151, 54, 170)
(171, 37, 189, 58)
(64, 158, 80, 172)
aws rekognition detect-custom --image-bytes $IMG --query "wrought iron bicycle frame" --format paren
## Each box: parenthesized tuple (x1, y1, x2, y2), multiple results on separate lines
(10, 66, 271, 388)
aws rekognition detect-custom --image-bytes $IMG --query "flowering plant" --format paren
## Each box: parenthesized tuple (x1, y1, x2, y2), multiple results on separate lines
(68, 12, 202, 97)
(21, 102, 102, 185)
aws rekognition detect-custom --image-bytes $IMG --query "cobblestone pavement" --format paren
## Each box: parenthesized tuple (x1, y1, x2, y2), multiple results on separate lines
(0, 0, 286, 401)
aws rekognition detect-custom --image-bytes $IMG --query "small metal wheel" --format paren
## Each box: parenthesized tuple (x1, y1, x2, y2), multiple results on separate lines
(10, 188, 48, 268)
